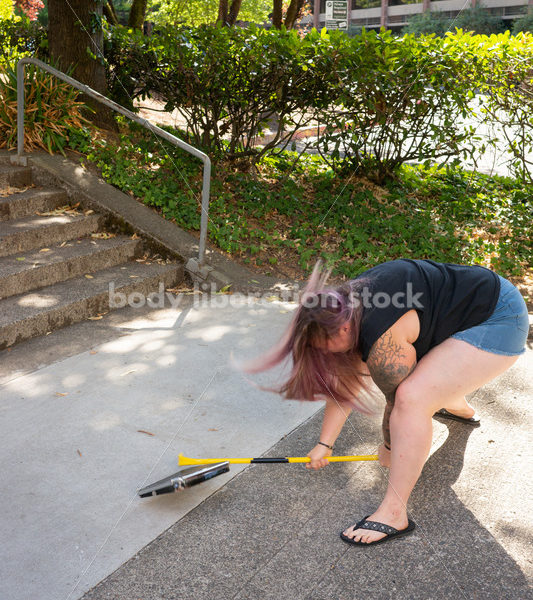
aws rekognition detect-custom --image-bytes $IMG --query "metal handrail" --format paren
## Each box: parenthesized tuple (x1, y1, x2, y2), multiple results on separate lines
(16, 57, 211, 266)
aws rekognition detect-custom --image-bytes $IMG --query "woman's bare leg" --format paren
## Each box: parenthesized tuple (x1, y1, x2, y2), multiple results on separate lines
(343, 338, 519, 543)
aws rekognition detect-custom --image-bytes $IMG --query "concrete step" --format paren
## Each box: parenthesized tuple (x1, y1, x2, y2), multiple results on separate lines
(0, 260, 184, 350)
(0, 212, 102, 257)
(0, 187, 68, 221)
(0, 164, 33, 188)
(0, 235, 142, 300)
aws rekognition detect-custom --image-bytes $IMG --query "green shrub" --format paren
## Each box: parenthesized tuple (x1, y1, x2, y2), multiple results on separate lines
(76, 121, 532, 278)
(309, 29, 533, 184)
(314, 29, 479, 182)
(450, 29, 533, 184)
(102, 24, 533, 183)
(405, 6, 505, 36)
(0, 15, 47, 67)
(404, 12, 452, 36)
(451, 6, 505, 35)
(135, 24, 328, 164)
(0, 0, 14, 20)
(103, 24, 153, 111)
(513, 14, 533, 34)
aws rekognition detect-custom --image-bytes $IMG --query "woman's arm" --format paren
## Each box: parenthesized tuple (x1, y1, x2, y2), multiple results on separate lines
(307, 398, 352, 470)
(320, 397, 352, 446)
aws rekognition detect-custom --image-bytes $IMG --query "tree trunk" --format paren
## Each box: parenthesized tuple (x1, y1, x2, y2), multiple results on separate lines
(104, 1, 119, 25)
(217, 0, 228, 24)
(284, 0, 305, 29)
(227, 0, 243, 24)
(272, 0, 283, 28)
(218, 0, 242, 25)
(48, 0, 116, 130)
(128, 0, 147, 29)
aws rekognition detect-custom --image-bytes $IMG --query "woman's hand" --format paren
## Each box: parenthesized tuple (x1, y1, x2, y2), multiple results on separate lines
(378, 443, 391, 468)
(306, 444, 332, 470)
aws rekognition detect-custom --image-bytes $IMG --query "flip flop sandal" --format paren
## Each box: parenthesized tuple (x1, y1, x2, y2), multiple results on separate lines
(434, 408, 481, 427)
(340, 516, 416, 546)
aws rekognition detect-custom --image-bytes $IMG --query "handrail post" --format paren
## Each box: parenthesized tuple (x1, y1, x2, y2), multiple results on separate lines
(198, 157, 211, 266)
(17, 60, 25, 158)
(15, 57, 210, 267)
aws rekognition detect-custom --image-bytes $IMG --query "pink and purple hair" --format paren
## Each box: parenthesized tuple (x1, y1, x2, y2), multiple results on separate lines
(241, 261, 377, 414)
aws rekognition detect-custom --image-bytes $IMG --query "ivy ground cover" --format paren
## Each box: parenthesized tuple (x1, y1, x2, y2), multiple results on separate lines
(69, 123, 532, 293)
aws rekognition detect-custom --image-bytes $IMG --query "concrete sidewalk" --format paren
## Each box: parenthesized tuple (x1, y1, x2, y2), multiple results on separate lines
(82, 349, 533, 600)
(1, 293, 532, 600)
(0, 295, 321, 600)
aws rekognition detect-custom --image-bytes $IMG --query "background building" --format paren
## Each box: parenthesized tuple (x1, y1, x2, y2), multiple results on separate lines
(312, 0, 532, 32)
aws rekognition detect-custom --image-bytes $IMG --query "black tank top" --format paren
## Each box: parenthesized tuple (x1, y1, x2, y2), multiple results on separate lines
(354, 259, 501, 361)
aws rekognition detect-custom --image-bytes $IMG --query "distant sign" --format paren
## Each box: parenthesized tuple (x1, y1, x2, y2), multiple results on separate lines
(325, 0, 348, 30)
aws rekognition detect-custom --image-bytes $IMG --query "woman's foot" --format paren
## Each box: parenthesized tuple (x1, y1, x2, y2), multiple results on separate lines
(442, 398, 476, 419)
(341, 507, 409, 544)
(435, 408, 480, 426)
(435, 398, 480, 425)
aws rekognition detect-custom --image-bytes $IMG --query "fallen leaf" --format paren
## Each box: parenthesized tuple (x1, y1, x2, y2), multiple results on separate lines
(77, 449, 82, 457)
(39, 248, 51, 253)
(16, 257, 26, 261)
(55, 392, 68, 397)
(90, 351, 98, 355)
(208, 428, 219, 432)
(84, 209, 94, 215)
(91, 232, 116, 240)
(38, 205, 81, 217)
(130, 275, 139, 278)
(137, 430, 154, 436)
(85, 274, 94, 279)
(88, 315, 103, 320)
(0, 185, 31, 197)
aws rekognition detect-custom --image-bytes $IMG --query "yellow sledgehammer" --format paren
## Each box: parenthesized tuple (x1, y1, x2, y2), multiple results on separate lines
(178, 453, 378, 465)
(139, 453, 378, 498)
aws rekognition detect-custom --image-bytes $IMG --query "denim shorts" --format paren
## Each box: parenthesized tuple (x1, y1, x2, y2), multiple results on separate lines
(450, 275, 529, 356)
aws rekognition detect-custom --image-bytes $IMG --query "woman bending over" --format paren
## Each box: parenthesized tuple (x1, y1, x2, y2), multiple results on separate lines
(244, 259, 529, 546)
